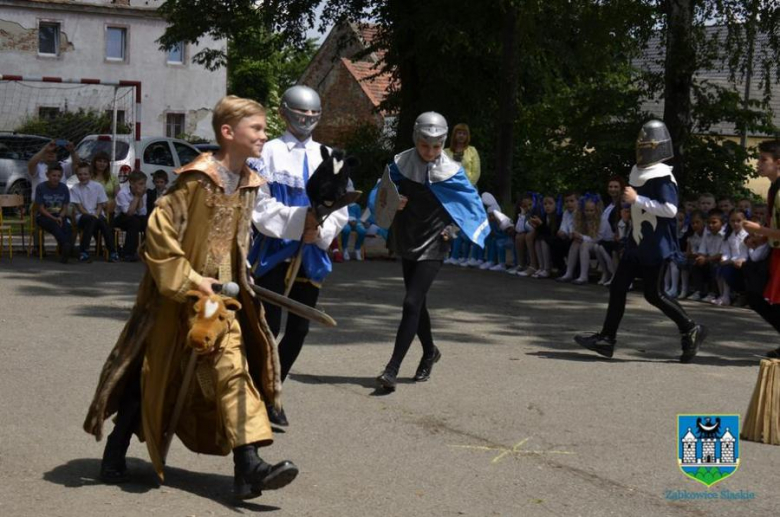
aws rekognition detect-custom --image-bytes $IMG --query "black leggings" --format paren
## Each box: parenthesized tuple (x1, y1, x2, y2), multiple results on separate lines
(601, 256, 695, 339)
(256, 262, 320, 382)
(386, 259, 442, 373)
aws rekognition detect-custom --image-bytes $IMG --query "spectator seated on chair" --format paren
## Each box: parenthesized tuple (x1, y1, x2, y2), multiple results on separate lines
(146, 169, 168, 215)
(340, 202, 366, 261)
(70, 161, 119, 263)
(34, 163, 72, 263)
(114, 171, 148, 262)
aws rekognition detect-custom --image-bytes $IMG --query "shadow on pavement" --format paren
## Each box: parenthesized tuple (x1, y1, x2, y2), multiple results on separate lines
(42, 457, 280, 513)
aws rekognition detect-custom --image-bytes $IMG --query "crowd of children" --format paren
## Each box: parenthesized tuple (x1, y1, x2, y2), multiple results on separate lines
(435, 186, 765, 310)
(31, 140, 169, 264)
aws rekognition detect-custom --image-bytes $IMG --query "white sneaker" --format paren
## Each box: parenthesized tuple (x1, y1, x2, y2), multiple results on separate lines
(475, 259, 485, 266)
(489, 263, 506, 272)
(479, 261, 495, 270)
(458, 257, 468, 265)
(343, 250, 351, 261)
(443, 258, 453, 265)
(466, 258, 480, 267)
(533, 269, 550, 278)
(355, 250, 363, 261)
(712, 295, 730, 306)
(688, 292, 702, 301)
(556, 275, 573, 283)
(506, 266, 520, 274)
(702, 293, 716, 303)
(516, 267, 536, 277)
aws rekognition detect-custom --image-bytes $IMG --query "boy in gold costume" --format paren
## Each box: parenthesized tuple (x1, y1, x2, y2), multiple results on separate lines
(83, 96, 298, 500)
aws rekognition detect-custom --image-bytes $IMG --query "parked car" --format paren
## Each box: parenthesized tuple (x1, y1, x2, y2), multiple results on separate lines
(68, 135, 202, 189)
(0, 133, 69, 204)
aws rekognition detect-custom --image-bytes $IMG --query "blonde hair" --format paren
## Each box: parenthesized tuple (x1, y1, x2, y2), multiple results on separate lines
(212, 95, 266, 144)
(448, 123, 471, 151)
(574, 199, 604, 239)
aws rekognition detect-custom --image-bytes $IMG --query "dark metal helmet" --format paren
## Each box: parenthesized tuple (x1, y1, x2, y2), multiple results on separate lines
(281, 85, 322, 139)
(413, 111, 448, 145)
(636, 119, 673, 167)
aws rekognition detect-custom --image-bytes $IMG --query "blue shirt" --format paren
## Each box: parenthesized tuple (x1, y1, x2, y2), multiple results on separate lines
(35, 182, 70, 216)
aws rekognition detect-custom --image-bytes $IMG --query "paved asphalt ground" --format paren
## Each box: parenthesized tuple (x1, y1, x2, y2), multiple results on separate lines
(1, 255, 780, 516)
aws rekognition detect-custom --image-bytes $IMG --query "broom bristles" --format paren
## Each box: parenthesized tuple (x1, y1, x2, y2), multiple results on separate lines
(742, 358, 780, 445)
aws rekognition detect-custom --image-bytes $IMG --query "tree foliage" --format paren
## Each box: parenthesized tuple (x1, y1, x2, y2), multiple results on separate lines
(158, 0, 780, 204)
(14, 109, 131, 144)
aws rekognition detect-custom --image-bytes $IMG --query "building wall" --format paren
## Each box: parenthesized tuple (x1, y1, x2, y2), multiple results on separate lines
(311, 61, 382, 147)
(0, 0, 225, 140)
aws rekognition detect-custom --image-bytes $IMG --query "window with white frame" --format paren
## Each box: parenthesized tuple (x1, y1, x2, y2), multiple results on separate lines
(166, 113, 185, 138)
(38, 22, 60, 56)
(106, 27, 127, 61)
(167, 42, 185, 64)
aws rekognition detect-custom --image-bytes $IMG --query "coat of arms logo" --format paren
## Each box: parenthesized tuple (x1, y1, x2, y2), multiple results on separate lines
(678, 414, 740, 487)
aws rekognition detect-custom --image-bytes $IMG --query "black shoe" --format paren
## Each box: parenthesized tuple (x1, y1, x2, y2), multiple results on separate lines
(266, 404, 289, 427)
(680, 324, 708, 363)
(234, 459, 299, 500)
(99, 434, 130, 484)
(376, 369, 397, 391)
(574, 333, 616, 358)
(414, 346, 441, 382)
(766, 347, 780, 359)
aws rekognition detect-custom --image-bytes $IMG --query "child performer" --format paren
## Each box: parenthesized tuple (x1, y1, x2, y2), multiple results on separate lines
(574, 120, 706, 363)
(83, 96, 297, 499)
(248, 85, 348, 427)
(742, 140, 780, 358)
(377, 112, 488, 390)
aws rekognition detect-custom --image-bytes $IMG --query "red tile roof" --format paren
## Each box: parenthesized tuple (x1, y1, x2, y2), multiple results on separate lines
(340, 58, 394, 110)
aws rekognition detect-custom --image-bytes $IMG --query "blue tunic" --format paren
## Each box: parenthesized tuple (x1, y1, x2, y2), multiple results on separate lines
(625, 175, 680, 266)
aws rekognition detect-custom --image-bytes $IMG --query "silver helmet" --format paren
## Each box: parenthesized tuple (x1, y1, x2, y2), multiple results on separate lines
(636, 119, 673, 167)
(281, 85, 322, 139)
(413, 111, 448, 145)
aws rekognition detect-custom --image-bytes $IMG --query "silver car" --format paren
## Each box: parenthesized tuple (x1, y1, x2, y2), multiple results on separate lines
(0, 134, 67, 204)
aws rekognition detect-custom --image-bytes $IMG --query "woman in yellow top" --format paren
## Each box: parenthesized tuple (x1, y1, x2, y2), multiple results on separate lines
(91, 151, 120, 214)
(444, 123, 480, 186)
(444, 123, 482, 265)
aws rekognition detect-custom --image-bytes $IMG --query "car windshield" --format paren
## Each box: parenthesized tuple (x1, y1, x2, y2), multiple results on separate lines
(0, 136, 60, 161)
(76, 139, 130, 161)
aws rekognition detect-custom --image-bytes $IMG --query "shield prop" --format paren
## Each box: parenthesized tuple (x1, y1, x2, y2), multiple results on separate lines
(677, 414, 740, 487)
(375, 168, 400, 228)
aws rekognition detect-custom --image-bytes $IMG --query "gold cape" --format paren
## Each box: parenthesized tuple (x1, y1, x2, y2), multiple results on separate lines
(83, 154, 281, 481)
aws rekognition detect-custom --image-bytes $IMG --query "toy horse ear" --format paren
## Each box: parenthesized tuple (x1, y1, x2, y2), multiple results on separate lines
(223, 298, 242, 312)
(185, 290, 204, 302)
(320, 145, 330, 161)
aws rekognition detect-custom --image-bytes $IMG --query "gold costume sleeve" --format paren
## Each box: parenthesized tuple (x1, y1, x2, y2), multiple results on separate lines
(144, 182, 204, 302)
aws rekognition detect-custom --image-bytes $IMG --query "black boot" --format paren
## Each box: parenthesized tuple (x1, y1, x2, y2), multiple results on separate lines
(233, 444, 298, 500)
(680, 324, 708, 363)
(100, 367, 141, 484)
(266, 404, 289, 427)
(414, 346, 441, 382)
(376, 367, 398, 391)
(574, 333, 616, 358)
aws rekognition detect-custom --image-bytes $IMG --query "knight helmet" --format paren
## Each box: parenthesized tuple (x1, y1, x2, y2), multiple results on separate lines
(281, 85, 322, 139)
(636, 119, 673, 167)
(413, 112, 448, 146)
